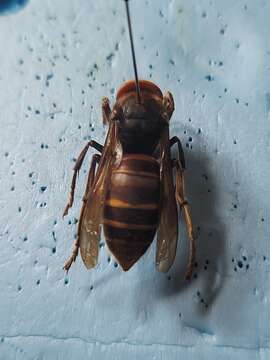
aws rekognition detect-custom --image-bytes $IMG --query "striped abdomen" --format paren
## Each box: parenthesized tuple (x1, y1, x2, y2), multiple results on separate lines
(103, 154, 160, 271)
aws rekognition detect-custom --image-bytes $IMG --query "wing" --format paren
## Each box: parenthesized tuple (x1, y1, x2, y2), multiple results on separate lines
(156, 125, 179, 272)
(79, 120, 118, 269)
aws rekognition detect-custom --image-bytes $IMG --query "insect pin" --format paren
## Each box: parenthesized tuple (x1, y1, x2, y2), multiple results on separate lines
(63, 0, 196, 279)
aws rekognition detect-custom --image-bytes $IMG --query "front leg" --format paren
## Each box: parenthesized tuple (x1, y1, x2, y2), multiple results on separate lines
(173, 159, 196, 280)
(102, 97, 112, 125)
(162, 91, 175, 121)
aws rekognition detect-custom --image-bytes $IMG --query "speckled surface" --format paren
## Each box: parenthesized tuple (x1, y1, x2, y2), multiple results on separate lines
(0, 0, 270, 359)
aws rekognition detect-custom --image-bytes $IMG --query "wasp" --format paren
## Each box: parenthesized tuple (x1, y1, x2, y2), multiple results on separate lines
(63, 80, 196, 279)
(62, 1, 196, 279)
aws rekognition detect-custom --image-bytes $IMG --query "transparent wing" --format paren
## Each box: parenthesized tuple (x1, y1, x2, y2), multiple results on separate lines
(79, 121, 118, 269)
(156, 126, 179, 273)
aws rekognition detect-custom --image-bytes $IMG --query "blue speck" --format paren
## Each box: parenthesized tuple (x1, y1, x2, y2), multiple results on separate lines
(205, 75, 214, 81)
(46, 74, 54, 81)
(0, 0, 29, 15)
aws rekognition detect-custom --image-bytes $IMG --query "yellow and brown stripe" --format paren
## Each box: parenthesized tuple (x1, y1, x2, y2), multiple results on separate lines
(103, 154, 160, 271)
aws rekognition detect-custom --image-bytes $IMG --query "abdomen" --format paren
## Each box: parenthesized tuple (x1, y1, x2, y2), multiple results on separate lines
(103, 154, 160, 271)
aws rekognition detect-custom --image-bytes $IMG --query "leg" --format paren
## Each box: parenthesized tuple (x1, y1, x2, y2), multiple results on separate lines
(102, 97, 112, 125)
(173, 159, 196, 280)
(62, 140, 103, 217)
(162, 91, 175, 121)
(63, 154, 101, 271)
(170, 136, 185, 170)
(153, 135, 185, 160)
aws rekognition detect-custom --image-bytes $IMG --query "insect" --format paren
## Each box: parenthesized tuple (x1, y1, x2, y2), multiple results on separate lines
(62, 1, 196, 279)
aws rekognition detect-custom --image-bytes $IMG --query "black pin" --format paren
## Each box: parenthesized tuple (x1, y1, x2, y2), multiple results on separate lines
(124, 0, 141, 103)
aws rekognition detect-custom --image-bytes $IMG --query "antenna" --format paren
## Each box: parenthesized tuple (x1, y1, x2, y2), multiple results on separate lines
(124, 0, 141, 103)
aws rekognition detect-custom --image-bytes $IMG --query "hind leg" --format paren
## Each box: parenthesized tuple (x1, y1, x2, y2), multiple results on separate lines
(63, 141, 103, 217)
(63, 154, 101, 272)
(173, 159, 196, 280)
(170, 136, 185, 170)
